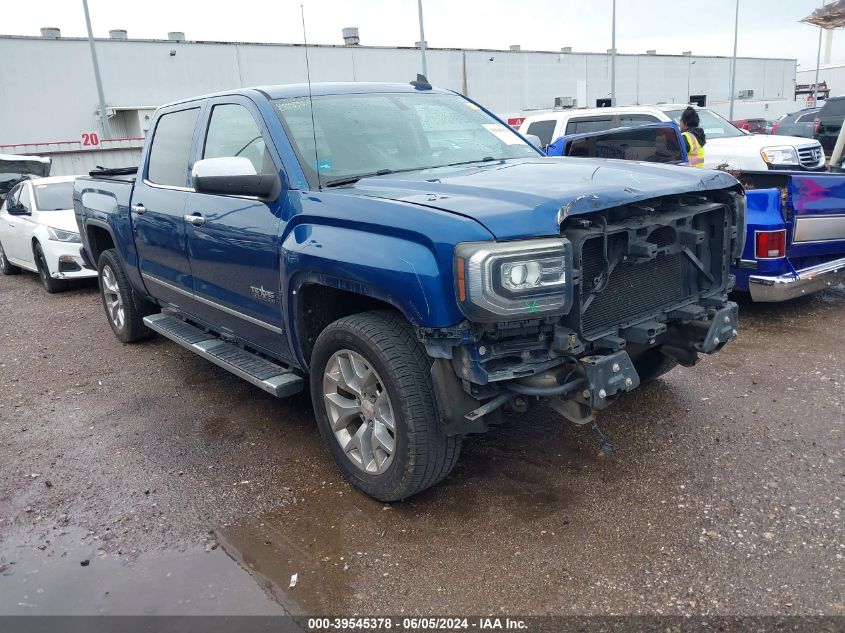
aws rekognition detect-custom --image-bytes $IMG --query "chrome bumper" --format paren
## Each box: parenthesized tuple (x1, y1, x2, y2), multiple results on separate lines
(748, 257, 845, 302)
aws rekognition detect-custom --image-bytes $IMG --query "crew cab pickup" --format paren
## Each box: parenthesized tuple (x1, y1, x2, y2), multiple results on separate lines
(74, 81, 743, 501)
(548, 123, 845, 301)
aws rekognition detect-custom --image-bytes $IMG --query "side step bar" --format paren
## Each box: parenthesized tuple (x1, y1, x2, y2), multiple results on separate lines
(143, 313, 304, 398)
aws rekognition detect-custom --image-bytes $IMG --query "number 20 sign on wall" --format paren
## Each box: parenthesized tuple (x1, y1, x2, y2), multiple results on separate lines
(81, 132, 100, 147)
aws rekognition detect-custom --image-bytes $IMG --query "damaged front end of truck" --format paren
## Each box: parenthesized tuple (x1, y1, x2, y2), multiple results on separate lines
(421, 184, 745, 442)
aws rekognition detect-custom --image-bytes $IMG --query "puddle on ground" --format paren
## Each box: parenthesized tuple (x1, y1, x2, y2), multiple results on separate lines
(0, 527, 283, 615)
(216, 430, 580, 615)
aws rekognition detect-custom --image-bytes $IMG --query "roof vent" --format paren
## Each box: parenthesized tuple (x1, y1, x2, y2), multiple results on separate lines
(561, 47, 572, 53)
(40, 27, 61, 39)
(342, 27, 360, 46)
(109, 29, 128, 40)
(509, 44, 521, 51)
(167, 31, 185, 42)
(646, 49, 657, 55)
(682, 50, 692, 56)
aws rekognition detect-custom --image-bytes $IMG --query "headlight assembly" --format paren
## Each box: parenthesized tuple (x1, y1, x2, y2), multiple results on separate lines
(454, 238, 573, 321)
(46, 227, 82, 243)
(760, 146, 799, 166)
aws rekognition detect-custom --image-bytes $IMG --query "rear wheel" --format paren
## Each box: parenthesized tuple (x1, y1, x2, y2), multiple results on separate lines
(0, 241, 20, 275)
(310, 310, 462, 501)
(98, 249, 156, 343)
(633, 347, 678, 383)
(34, 243, 67, 293)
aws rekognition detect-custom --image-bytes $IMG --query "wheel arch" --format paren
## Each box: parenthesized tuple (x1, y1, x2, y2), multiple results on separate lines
(84, 221, 117, 264)
(292, 279, 407, 369)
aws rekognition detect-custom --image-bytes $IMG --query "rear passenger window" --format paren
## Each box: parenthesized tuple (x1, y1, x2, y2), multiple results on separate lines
(147, 108, 200, 187)
(525, 119, 557, 146)
(203, 104, 273, 175)
(565, 118, 614, 134)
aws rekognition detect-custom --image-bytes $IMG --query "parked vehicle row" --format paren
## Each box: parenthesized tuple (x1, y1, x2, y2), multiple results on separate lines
(546, 121, 845, 302)
(517, 105, 826, 172)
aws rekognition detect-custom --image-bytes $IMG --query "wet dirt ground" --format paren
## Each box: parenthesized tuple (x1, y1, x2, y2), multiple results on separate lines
(0, 270, 843, 617)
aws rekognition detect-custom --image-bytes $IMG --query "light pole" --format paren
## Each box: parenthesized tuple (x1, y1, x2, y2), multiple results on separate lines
(728, 0, 739, 121)
(813, 1, 829, 106)
(417, 0, 428, 78)
(610, 0, 616, 106)
(82, 0, 111, 139)
(687, 58, 696, 103)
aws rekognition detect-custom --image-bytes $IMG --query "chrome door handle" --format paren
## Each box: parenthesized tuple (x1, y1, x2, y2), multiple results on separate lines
(131, 203, 146, 214)
(184, 214, 206, 226)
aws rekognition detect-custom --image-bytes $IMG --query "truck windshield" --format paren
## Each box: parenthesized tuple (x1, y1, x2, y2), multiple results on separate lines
(272, 92, 538, 187)
(665, 108, 743, 140)
(32, 181, 74, 210)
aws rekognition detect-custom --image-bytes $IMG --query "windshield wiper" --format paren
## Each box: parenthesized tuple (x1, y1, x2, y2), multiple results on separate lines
(324, 169, 395, 188)
(444, 156, 499, 167)
(323, 158, 502, 188)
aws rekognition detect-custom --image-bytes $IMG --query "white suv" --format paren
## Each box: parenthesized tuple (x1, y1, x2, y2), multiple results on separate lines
(518, 105, 825, 171)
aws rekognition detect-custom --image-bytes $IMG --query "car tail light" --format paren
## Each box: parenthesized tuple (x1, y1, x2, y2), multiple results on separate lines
(814, 117, 821, 134)
(741, 122, 750, 131)
(755, 230, 786, 259)
(772, 123, 780, 134)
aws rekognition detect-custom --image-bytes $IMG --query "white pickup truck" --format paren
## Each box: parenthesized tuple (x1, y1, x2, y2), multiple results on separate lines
(517, 105, 825, 172)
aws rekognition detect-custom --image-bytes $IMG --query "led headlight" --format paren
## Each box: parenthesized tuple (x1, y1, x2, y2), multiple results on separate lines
(760, 146, 799, 166)
(46, 227, 82, 243)
(454, 238, 573, 321)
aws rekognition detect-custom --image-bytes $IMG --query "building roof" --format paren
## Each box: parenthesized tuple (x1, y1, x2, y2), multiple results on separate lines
(0, 34, 798, 63)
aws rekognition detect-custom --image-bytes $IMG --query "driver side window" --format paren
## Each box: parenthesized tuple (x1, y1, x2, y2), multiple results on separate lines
(203, 104, 273, 175)
(18, 185, 32, 212)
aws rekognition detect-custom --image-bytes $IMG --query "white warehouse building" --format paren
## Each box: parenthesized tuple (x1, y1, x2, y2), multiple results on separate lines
(0, 30, 801, 174)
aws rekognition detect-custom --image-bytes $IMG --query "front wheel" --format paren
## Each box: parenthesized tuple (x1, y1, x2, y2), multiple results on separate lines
(97, 249, 156, 343)
(310, 311, 461, 501)
(34, 243, 67, 293)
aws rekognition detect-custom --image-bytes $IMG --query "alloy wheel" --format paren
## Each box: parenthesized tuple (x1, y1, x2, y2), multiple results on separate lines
(323, 349, 396, 474)
(101, 264, 125, 330)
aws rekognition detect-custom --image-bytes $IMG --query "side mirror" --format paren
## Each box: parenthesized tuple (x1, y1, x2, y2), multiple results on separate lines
(191, 157, 279, 198)
(6, 202, 29, 215)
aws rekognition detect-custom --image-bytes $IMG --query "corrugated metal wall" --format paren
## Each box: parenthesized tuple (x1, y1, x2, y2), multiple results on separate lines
(0, 140, 143, 177)
(0, 35, 798, 146)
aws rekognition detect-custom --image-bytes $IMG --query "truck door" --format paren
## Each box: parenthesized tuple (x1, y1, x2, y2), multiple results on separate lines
(132, 106, 201, 311)
(183, 98, 289, 359)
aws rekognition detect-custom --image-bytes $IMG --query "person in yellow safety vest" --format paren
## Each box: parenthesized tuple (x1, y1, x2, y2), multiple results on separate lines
(679, 106, 706, 167)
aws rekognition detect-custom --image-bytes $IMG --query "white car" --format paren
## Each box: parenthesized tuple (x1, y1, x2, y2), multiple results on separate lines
(517, 105, 825, 171)
(0, 175, 96, 292)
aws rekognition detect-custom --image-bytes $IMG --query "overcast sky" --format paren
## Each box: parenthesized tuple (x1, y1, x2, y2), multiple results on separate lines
(2, 0, 835, 67)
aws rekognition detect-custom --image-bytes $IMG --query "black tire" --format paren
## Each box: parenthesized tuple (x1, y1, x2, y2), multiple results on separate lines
(33, 243, 68, 293)
(310, 310, 462, 501)
(97, 248, 156, 343)
(0, 241, 20, 275)
(633, 347, 679, 383)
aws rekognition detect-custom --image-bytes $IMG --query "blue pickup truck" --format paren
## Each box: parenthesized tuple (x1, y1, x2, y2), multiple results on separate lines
(74, 81, 743, 500)
(549, 123, 845, 301)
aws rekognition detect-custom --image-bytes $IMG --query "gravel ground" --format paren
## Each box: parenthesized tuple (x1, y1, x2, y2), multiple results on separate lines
(0, 270, 843, 616)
